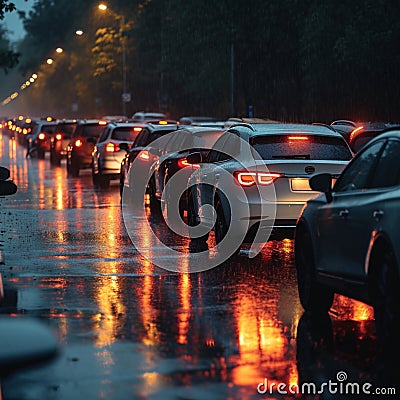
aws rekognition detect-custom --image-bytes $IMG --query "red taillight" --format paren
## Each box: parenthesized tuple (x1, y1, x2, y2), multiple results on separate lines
(138, 150, 150, 161)
(349, 126, 364, 142)
(133, 127, 143, 133)
(234, 171, 282, 187)
(38, 132, 46, 140)
(177, 157, 200, 169)
(105, 142, 119, 153)
(75, 139, 83, 147)
(55, 133, 62, 140)
(288, 136, 309, 141)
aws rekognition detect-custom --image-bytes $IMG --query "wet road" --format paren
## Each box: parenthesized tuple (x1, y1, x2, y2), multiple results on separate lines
(0, 134, 385, 399)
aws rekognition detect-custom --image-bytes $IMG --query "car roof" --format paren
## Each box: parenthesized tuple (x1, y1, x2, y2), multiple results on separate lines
(231, 123, 343, 138)
(367, 127, 400, 141)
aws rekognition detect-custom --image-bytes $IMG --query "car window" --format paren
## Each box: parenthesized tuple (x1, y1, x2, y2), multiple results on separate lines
(133, 129, 151, 147)
(98, 127, 110, 142)
(57, 123, 76, 135)
(111, 127, 141, 142)
(369, 139, 400, 188)
(41, 124, 56, 134)
(207, 133, 230, 162)
(81, 124, 105, 138)
(250, 135, 352, 160)
(333, 140, 386, 192)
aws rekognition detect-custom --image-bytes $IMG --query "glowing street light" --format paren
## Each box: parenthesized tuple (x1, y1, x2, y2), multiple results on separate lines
(47, 58, 54, 65)
(98, 3, 107, 11)
(75, 29, 84, 36)
(32, 73, 38, 79)
(56, 47, 64, 54)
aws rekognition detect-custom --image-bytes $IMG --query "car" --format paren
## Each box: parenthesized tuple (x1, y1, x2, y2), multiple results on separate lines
(131, 111, 167, 122)
(26, 119, 58, 159)
(187, 123, 353, 249)
(178, 116, 225, 128)
(348, 122, 390, 153)
(152, 126, 225, 217)
(119, 122, 179, 200)
(329, 120, 357, 142)
(295, 128, 400, 346)
(49, 119, 77, 166)
(66, 119, 107, 177)
(92, 122, 145, 188)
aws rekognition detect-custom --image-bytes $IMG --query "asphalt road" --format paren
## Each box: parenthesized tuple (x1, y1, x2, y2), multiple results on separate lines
(0, 133, 387, 399)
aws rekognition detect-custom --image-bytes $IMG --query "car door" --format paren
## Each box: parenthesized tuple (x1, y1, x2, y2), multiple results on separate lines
(315, 139, 387, 279)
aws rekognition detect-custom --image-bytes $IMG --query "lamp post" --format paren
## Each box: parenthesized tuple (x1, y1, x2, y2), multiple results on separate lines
(98, 3, 129, 117)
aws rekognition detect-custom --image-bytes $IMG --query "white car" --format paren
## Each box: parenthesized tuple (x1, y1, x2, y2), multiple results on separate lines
(187, 123, 352, 247)
(92, 122, 144, 188)
(295, 128, 400, 345)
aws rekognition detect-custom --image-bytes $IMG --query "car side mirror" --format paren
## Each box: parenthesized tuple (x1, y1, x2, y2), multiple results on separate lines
(309, 173, 332, 202)
(186, 152, 202, 164)
(119, 142, 130, 152)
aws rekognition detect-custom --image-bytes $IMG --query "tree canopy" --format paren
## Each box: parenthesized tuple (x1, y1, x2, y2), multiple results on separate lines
(1, 0, 400, 122)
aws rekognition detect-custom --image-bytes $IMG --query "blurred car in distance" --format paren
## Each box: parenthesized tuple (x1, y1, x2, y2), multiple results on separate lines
(348, 122, 391, 153)
(295, 128, 400, 347)
(329, 120, 356, 142)
(92, 122, 145, 188)
(50, 120, 77, 166)
(66, 120, 107, 177)
(26, 119, 57, 159)
(131, 111, 167, 122)
(178, 116, 225, 128)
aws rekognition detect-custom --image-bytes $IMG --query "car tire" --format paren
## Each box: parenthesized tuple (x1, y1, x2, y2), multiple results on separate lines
(37, 148, 45, 159)
(50, 152, 61, 166)
(373, 247, 400, 347)
(92, 169, 100, 187)
(67, 161, 79, 177)
(148, 176, 160, 214)
(98, 174, 110, 189)
(214, 198, 228, 245)
(295, 224, 334, 313)
(188, 193, 208, 243)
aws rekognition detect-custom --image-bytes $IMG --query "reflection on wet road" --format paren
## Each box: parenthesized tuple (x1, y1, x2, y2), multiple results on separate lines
(0, 134, 384, 399)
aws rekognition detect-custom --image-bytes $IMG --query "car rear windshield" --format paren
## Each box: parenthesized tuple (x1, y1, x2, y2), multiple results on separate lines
(351, 131, 383, 153)
(56, 123, 76, 135)
(80, 124, 105, 138)
(250, 135, 352, 160)
(111, 127, 141, 142)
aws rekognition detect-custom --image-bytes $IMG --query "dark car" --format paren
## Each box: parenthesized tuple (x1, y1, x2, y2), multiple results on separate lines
(178, 116, 225, 128)
(152, 126, 225, 217)
(348, 122, 391, 153)
(295, 128, 400, 348)
(50, 120, 77, 166)
(131, 111, 167, 122)
(26, 119, 57, 159)
(66, 120, 107, 177)
(119, 123, 179, 200)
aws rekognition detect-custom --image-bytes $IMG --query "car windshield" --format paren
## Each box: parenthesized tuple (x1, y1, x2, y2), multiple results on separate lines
(57, 123, 76, 135)
(250, 135, 352, 160)
(81, 124, 105, 138)
(111, 127, 141, 141)
(41, 125, 56, 134)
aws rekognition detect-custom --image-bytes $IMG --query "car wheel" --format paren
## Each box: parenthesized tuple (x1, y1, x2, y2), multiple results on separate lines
(67, 161, 79, 177)
(148, 176, 160, 214)
(214, 198, 228, 244)
(295, 224, 333, 313)
(92, 169, 100, 187)
(373, 248, 400, 347)
(50, 152, 61, 166)
(98, 174, 110, 189)
(188, 194, 208, 243)
(37, 148, 45, 159)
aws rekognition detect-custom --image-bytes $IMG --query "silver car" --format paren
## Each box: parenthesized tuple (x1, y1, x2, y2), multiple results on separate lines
(295, 128, 400, 346)
(92, 122, 144, 188)
(188, 123, 352, 247)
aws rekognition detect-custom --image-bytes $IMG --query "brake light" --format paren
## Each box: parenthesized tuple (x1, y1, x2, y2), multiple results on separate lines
(288, 136, 309, 141)
(38, 132, 46, 140)
(99, 120, 108, 125)
(177, 157, 200, 169)
(133, 127, 143, 132)
(234, 171, 281, 186)
(75, 139, 83, 147)
(105, 142, 119, 152)
(138, 150, 150, 161)
(349, 126, 364, 142)
(158, 120, 168, 125)
(55, 133, 62, 140)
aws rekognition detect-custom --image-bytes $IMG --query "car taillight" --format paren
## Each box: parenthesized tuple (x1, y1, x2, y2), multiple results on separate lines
(55, 133, 62, 140)
(288, 135, 309, 141)
(349, 126, 364, 142)
(234, 171, 282, 187)
(138, 150, 150, 161)
(38, 132, 46, 140)
(177, 157, 200, 169)
(74, 139, 83, 147)
(105, 142, 119, 153)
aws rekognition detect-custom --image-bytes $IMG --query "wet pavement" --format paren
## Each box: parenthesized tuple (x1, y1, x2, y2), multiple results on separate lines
(0, 134, 389, 399)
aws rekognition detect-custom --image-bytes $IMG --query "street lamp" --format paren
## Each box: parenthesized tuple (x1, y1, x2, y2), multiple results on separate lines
(98, 3, 129, 116)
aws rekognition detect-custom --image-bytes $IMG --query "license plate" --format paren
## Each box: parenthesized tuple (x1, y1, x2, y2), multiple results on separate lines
(291, 178, 312, 191)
